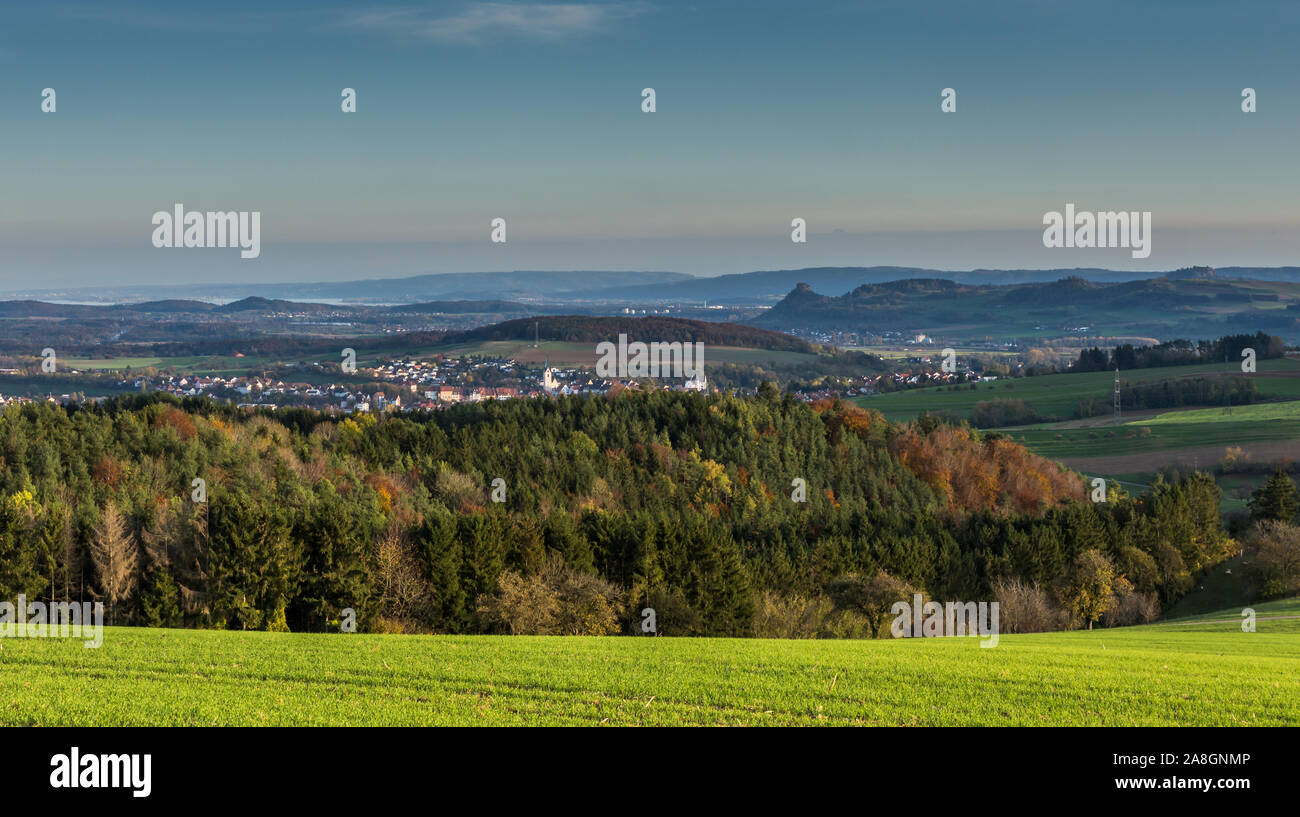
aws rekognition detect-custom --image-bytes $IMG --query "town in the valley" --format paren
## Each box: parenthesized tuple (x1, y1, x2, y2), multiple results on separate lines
(0, 349, 983, 412)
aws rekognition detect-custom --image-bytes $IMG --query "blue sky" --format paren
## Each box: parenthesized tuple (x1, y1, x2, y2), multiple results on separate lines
(2, 0, 1298, 288)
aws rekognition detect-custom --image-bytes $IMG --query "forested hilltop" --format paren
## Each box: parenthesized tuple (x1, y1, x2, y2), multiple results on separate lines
(441, 315, 816, 352)
(0, 391, 1232, 637)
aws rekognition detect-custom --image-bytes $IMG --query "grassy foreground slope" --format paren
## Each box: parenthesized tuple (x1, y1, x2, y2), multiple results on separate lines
(2, 623, 1296, 726)
(1162, 595, 1300, 624)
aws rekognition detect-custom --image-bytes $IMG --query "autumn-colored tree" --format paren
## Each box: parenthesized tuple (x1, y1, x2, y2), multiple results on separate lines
(1061, 549, 1117, 630)
(152, 405, 197, 440)
(890, 425, 1084, 515)
(827, 571, 918, 638)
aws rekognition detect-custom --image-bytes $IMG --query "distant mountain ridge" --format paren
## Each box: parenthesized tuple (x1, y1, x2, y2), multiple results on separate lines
(751, 275, 1300, 343)
(9, 265, 1300, 306)
(588, 265, 1300, 303)
(0, 297, 545, 319)
(4, 270, 692, 305)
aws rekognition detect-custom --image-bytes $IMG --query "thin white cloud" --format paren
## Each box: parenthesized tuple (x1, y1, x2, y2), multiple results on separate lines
(57, 6, 310, 32)
(348, 2, 648, 44)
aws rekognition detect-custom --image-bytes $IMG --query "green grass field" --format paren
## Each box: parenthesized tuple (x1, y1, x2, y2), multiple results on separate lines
(1138, 400, 1300, 425)
(996, 417, 1300, 460)
(854, 357, 1300, 423)
(63, 356, 166, 370)
(2, 617, 1296, 726)
(865, 358, 1300, 467)
(1157, 569, 1300, 621)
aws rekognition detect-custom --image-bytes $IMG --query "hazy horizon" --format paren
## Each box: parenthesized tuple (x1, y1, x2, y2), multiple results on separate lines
(3, 0, 1298, 287)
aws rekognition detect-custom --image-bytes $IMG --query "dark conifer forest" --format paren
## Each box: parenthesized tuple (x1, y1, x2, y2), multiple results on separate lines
(0, 391, 1232, 636)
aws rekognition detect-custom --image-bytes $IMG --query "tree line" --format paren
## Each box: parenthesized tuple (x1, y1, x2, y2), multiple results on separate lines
(1070, 332, 1286, 373)
(0, 391, 1234, 636)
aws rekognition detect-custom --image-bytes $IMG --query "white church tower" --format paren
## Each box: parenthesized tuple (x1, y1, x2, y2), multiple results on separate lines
(684, 367, 708, 392)
(542, 357, 560, 393)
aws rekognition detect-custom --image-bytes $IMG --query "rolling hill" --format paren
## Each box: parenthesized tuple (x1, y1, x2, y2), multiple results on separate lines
(756, 275, 1300, 342)
(441, 315, 819, 353)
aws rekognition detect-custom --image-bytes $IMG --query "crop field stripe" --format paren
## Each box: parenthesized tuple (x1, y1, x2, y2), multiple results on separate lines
(2, 624, 1297, 726)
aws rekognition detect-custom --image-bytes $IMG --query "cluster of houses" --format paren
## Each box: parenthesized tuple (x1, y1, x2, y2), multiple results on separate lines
(787, 328, 923, 347)
(0, 392, 107, 407)
(368, 357, 508, 395)
(116, 373, 324, 409)
(0, 354, 711, 414)
(871, 368, 987, 390)
(2, 345, 999, 412)
(790, 367, 988, 402)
